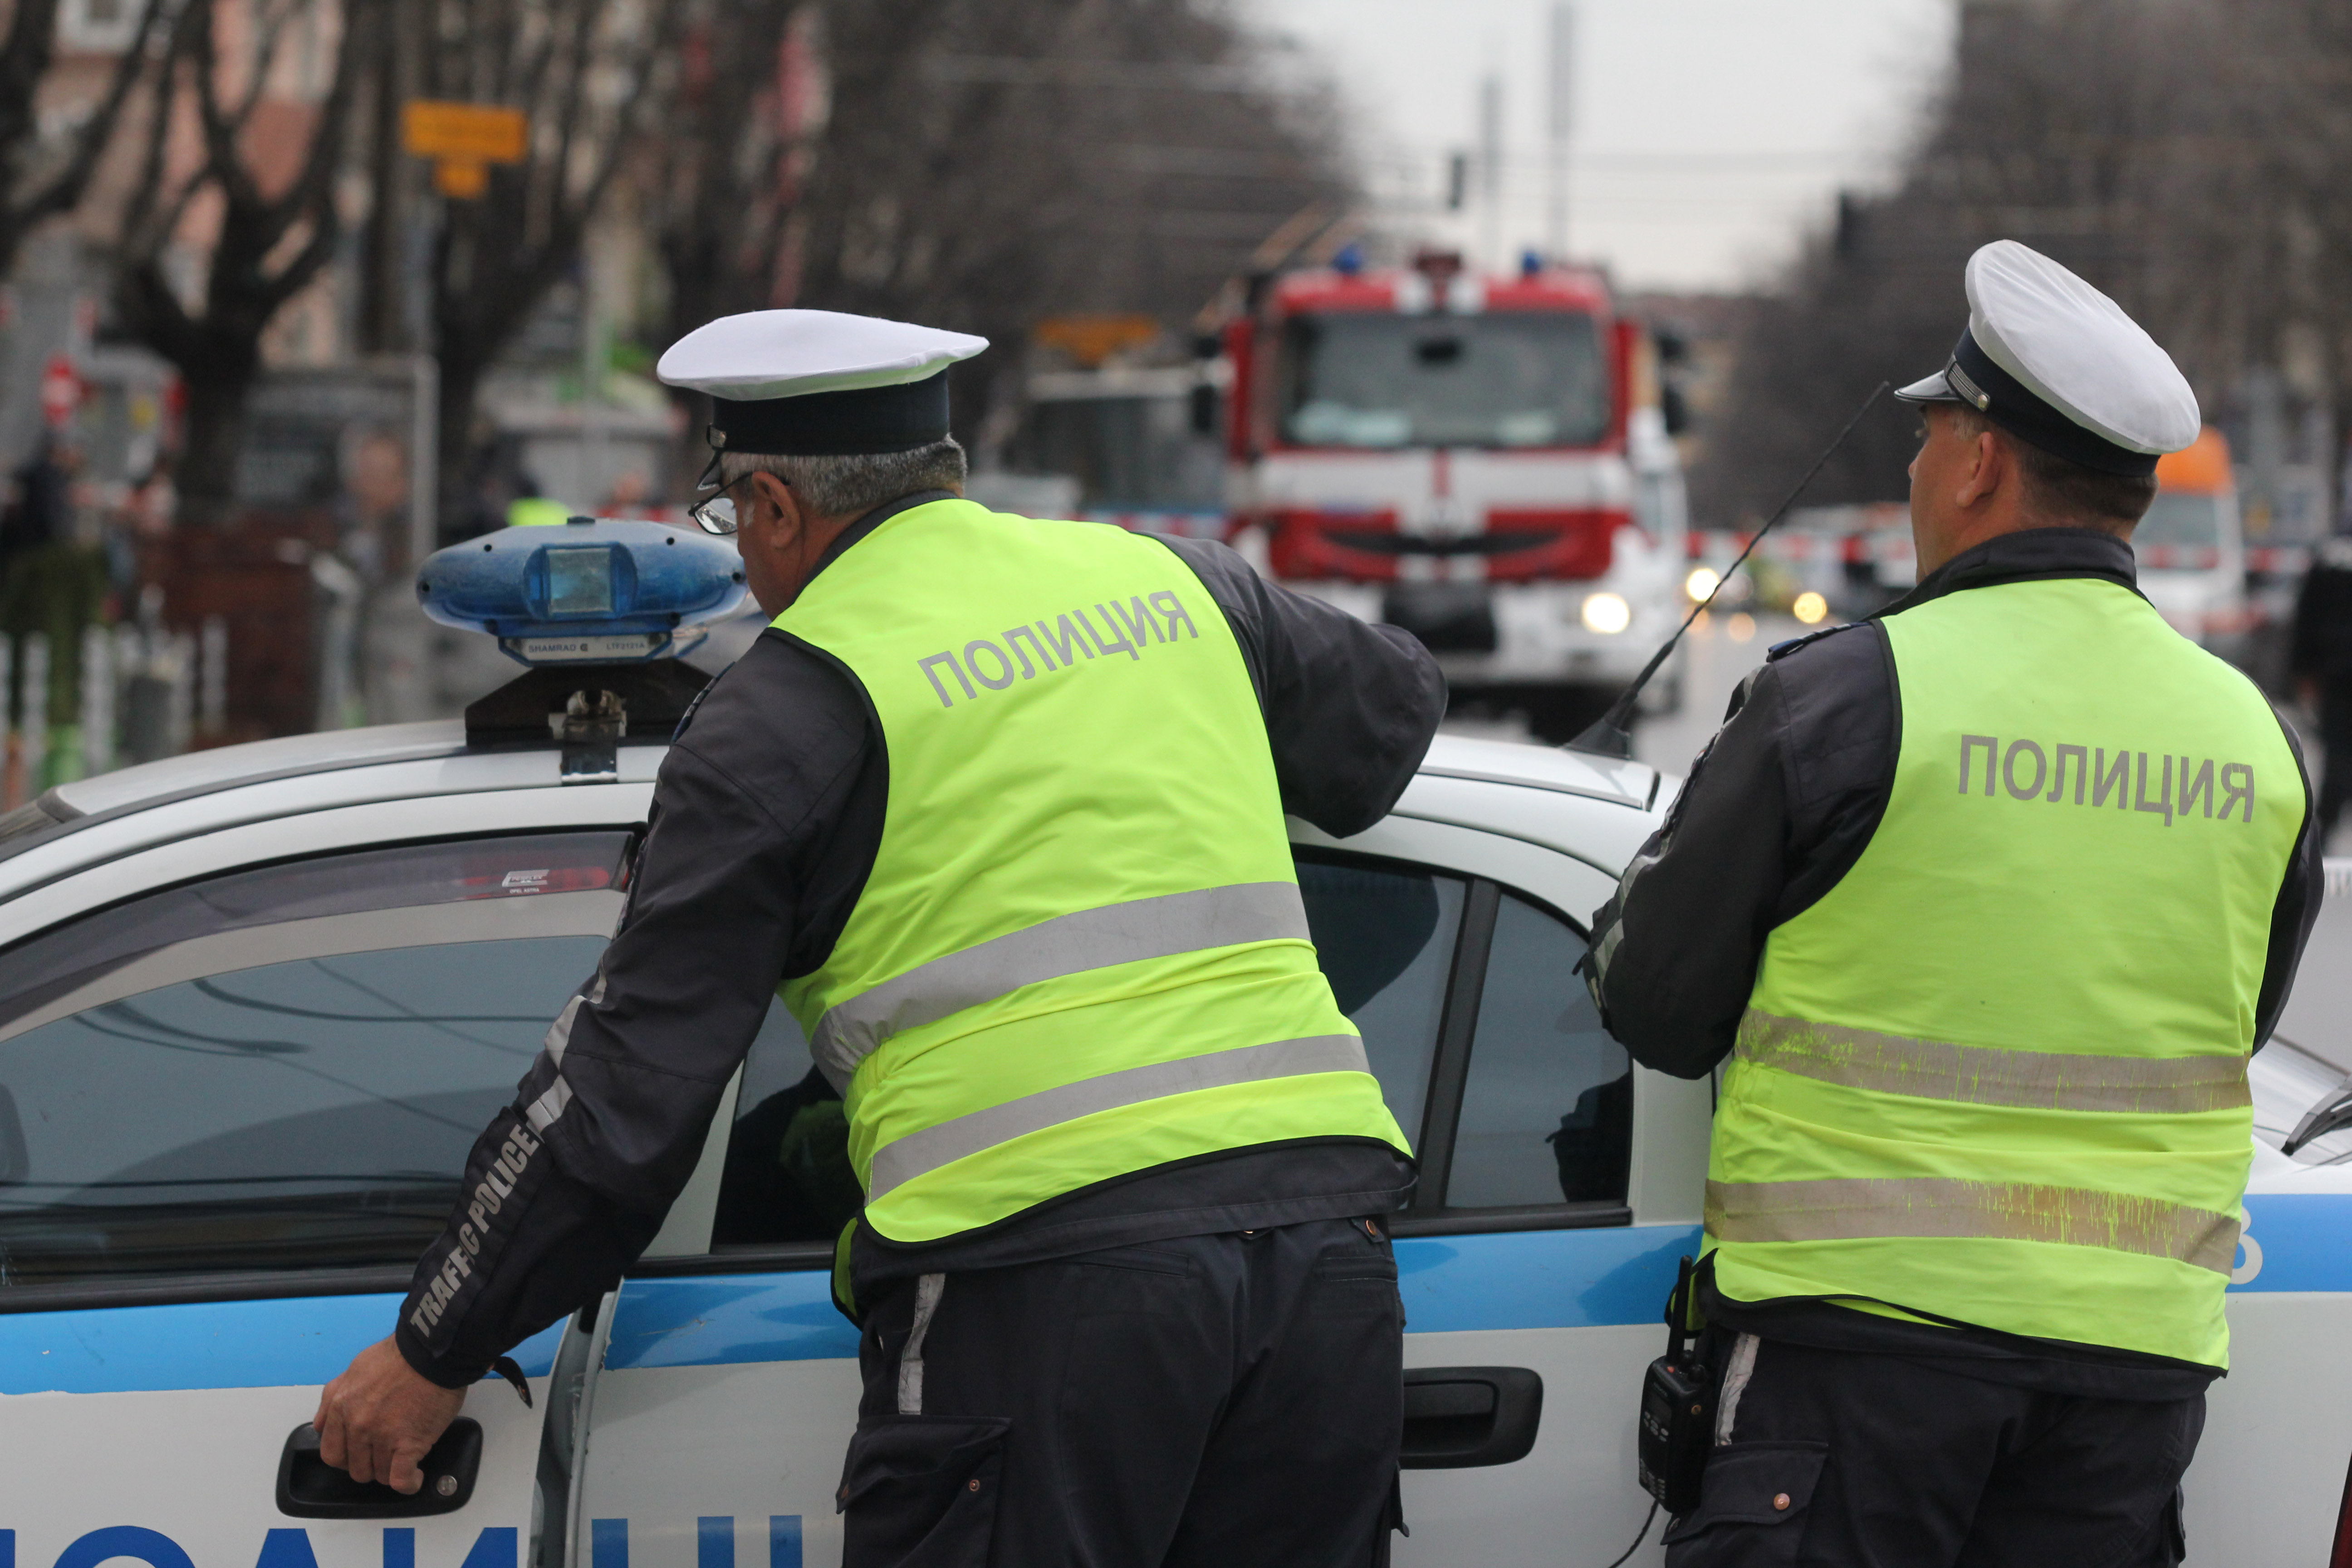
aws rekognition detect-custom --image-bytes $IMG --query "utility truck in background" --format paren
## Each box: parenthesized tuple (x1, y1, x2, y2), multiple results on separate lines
(1218, 249, 1689, 742)
(2137, 426, 2254, 665)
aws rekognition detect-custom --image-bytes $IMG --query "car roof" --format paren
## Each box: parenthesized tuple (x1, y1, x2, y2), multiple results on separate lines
(30, 720, 1660, 827)
(0, 716, 1666, 905)
(1416, 733, 1660, 811)
(44, 720, 470, 823)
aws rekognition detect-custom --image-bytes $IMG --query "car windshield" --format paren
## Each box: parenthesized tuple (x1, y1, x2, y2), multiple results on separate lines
(2135, 492, 2222, 549)
(0, 833, 632, 1284)
(1278, 311, 1609, 449)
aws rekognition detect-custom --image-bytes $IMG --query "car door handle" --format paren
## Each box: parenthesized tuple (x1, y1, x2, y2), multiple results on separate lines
(276, 1419, 483, 1517)
(1400, 1366, 1543, 1469)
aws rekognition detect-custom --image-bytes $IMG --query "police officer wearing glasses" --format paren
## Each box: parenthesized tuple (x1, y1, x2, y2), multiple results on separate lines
(1587, 242, 2324, 1564)
(313, 309, 1445, 1568)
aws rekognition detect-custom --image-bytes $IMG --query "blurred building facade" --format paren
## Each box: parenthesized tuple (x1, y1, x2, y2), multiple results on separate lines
(0, 0, 1352, 770)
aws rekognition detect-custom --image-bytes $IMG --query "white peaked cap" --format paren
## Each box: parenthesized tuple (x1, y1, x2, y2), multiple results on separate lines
(657, 309, 988, 402)
(1896, 240, 2200, 475)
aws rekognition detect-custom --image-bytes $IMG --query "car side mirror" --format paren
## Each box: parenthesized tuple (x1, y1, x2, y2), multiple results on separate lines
(1189, 382, 1220, 437)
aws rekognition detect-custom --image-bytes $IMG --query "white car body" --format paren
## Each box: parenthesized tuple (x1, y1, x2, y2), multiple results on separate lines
(0, 719, 2341, 1567)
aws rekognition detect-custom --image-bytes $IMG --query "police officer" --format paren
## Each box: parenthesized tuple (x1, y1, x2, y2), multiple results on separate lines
(314, 309, 1444, 1565)
(1586, 241, 2324, 1564)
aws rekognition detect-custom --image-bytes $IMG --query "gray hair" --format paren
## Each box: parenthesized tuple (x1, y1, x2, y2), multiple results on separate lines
(718, 439, 967, 519)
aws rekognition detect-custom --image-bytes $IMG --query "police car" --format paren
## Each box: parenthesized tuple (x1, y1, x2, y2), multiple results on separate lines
(0, 519, 2347, 1568)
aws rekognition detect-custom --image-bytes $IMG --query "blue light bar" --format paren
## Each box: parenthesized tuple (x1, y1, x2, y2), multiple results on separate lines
(416, 517, 750, 665)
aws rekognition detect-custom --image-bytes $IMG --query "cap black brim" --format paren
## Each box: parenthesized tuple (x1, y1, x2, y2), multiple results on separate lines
(1903, 330, 2159, 478)
(710, 370, 952, 456)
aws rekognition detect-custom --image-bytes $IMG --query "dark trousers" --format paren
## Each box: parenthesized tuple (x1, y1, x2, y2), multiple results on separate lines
(838, 1217, 1405, 1568)
(1665, 1336, 2202, 1568)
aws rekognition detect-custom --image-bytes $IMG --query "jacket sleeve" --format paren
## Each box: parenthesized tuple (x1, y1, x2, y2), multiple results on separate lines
(393, 648, 875, 1386)
(1583, 667, 1795, 1078)
(2254, 709, 2326, 1051)
(1583, 622, 1898, 1078)
(1148, 533, 1447, 836)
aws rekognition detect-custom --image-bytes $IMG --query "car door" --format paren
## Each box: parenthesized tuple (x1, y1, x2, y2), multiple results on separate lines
(558, 809, 1702, 1568)
(1382, 858, 1697, 1566)
(0, 828, 639, 1568)
(554, 843, 1480, 1568)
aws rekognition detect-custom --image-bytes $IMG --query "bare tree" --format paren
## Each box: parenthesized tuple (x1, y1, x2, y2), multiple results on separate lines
(415, 0, 685, 528)
(111, 0, 386, 523)
(1692, 0, 2264, 526)
(794, 0, 1348, 423)
(0, 0, 169, 283)
(645, 0, 1348, 461)
(652, 0, 808, 348)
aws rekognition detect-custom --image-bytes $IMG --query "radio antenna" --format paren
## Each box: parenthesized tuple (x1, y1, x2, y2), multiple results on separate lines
(1568, 381, 1891, 759)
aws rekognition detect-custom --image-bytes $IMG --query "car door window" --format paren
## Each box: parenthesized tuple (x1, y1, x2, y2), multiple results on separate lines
(713, 1004, 855, 1247)
(1299, 856, 1464, 1141)
(0, 833, 631, 1287)
(1444, 891, 1631, 1209)
(709, 853, 1466, 1249)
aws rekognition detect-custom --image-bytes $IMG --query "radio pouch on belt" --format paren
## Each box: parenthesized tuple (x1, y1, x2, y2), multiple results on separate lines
(1637, 1254, 1715, 1516)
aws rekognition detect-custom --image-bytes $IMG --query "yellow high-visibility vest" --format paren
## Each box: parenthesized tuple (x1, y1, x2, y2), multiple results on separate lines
(1709, 575, 2303, 1368)
(772, 499, 1410, 1247)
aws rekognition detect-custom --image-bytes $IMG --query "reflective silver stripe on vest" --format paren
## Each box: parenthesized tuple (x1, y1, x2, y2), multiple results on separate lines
(1736, 1009, 2250, 1115)
(865, 1033, 1367, 1199)
(813, 882, 1312, 1087)
(1705, 1177, 2240, 1275)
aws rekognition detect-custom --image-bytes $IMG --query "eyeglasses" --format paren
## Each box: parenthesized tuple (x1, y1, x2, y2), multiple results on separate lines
(687, 482, 742, 537)
(686, 459, 788, 538)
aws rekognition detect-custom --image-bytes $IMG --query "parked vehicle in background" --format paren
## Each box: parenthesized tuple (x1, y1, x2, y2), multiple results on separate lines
(1219, 250, 1687, 743)
(988, 363, 1224, 538)
(2137, 426, 2254, 663)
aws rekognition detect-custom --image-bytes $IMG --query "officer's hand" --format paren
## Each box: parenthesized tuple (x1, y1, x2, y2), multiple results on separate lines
(314, 1337, 466, 1494)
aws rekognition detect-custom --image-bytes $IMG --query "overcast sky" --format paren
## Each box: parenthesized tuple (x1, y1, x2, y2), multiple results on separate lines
(1240, 0, 1956, 294)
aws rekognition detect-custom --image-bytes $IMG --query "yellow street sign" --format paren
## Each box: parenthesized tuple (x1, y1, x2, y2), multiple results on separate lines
(402, 100, 528, 162)
(403, 101, 526, 200)
(1034, 314, 1161, 369)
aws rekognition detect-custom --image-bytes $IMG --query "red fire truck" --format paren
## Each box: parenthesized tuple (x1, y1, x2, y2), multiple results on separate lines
(1220, 250, 1687, 742)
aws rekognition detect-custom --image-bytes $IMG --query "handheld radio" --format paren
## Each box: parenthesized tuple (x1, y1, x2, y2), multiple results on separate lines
(1636, 1254, 1714, 1516)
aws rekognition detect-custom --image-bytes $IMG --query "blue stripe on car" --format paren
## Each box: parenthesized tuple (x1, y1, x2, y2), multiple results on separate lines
(598, 1225, 1713, 1371)
(0, 1294, 564, 1396)
(0, 1192, 2329, 1393)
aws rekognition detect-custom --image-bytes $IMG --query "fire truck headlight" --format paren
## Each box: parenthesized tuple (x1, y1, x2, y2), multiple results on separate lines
(1685, 566, 1721, 603)
(1580, 592, 1632, 635)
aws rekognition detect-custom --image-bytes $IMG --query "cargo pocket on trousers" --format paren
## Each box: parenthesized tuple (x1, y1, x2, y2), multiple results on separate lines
(837, 1414, 1011, 1568)
(1660, 1441, 1827, 1568)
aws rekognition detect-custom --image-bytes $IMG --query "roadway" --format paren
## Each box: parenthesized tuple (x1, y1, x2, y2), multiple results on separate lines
(1631, 610, 1801, 781)
(1436, 610, 1802, 784)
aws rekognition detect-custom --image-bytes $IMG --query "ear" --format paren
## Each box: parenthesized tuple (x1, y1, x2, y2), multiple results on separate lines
(745, 470, 800, 536)
(1954, 425, 2006, 510)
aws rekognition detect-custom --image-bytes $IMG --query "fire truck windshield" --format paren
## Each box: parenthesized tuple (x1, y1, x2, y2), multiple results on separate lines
(1277, 311, 1609, 449)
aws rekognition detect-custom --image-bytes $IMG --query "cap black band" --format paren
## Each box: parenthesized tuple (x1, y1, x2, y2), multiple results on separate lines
(1949, 328, 2158, 478)
(709, 370, 951, 456)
